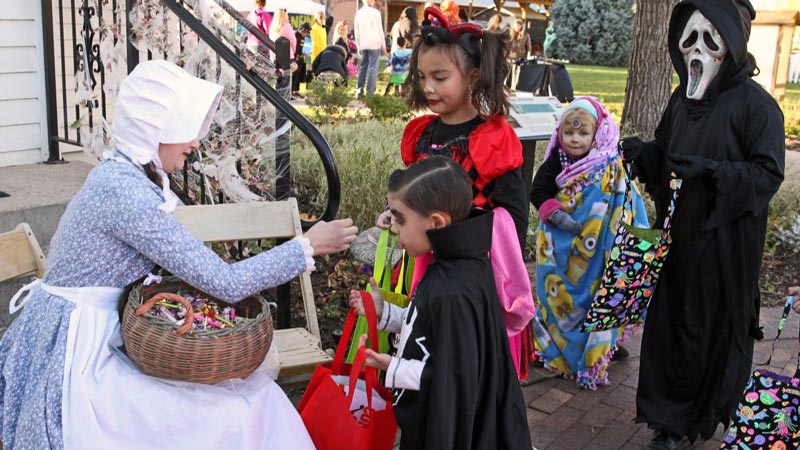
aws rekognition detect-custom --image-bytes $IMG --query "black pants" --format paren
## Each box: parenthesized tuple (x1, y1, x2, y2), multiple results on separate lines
(292, 58, 307, 92)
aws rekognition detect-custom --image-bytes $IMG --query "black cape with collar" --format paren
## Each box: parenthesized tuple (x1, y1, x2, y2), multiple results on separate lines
(632, 0, 785, 440)
(393, 209, 531, 450)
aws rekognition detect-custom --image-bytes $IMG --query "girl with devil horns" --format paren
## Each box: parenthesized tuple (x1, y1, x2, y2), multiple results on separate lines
(372, 5, 535, 377)
(361, 7, 533, 449)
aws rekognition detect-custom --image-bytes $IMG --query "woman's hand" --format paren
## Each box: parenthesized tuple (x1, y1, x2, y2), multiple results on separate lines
(375, 209, 393, 229)
(789, 286, 800, 314)
(357, 334, 391, 371)
(348, 278, 385, 317)
(304, 219, 358, 256)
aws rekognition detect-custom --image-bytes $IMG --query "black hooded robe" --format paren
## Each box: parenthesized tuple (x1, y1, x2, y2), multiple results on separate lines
(633, 0, 785, 440)
(387, 210, 531, 450)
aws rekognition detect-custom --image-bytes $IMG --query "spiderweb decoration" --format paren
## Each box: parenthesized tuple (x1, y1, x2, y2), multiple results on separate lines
(76, 0, 292, 204)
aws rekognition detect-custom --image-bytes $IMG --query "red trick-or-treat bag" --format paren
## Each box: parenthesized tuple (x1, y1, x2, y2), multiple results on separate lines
(297, 292, 397, 450)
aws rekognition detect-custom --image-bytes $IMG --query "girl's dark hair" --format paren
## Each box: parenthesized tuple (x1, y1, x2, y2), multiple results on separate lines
(142, 162, 164, 189)
(388, 156, 472, 222)
(405, 28, 511, 117)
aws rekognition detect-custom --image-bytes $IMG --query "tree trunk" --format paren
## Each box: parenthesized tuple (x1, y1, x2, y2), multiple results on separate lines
(621, 0, 679, 140)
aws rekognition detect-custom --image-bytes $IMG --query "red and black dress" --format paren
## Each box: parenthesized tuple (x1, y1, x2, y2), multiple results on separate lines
(401, 113, 535, 379)
(400, 114, 529, 247)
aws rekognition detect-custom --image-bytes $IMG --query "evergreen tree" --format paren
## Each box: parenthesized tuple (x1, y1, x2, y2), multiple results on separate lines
(549, 0, 635, 67)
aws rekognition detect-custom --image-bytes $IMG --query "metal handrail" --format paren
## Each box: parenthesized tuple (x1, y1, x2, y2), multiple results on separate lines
(160, 0, 341, 227)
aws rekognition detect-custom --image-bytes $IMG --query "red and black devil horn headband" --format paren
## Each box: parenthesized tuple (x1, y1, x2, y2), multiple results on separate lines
(421, 7, 483, 66)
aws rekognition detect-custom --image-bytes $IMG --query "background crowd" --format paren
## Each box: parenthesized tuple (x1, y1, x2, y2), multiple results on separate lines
(246, 0, 550, 99)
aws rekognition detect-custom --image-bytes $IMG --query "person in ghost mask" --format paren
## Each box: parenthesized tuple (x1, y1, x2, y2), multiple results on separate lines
(0, 60, 358, 450)
(618, 1, 785, 448)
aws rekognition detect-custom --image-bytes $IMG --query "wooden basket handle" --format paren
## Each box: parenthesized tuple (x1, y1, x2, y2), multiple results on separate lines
(136, 292, 195, 335)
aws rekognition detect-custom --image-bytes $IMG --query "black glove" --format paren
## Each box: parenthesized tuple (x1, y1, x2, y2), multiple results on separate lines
(549, 210, 583, 234)
(668, 154, 716, 180)
(618, 137, 644, 164)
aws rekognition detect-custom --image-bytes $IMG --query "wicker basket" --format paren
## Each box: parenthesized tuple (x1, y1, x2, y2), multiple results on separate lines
(121, 276, 273, 384)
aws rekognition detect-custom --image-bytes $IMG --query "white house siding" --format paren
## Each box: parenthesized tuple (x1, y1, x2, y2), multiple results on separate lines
(0, 2, 49, 167)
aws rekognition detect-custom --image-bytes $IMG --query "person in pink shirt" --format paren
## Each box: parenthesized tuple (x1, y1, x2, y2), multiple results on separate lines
(245, 0, 271, 56)
(269, 9, 297, 60)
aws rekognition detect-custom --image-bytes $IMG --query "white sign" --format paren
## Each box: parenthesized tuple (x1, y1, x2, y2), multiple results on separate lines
(507, 94, 564, 141)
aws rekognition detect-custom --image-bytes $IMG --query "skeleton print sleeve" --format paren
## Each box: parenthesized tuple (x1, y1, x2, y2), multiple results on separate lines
(379, 302, 405, 334)
(385, 357, 425, 391)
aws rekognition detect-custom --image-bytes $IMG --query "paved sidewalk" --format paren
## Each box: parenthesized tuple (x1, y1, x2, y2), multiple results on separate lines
(523, 305, 799, 449)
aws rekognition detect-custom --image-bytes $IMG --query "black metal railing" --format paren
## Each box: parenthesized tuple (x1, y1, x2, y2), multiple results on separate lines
(42, 0, 340, 226)
(41, 0, 61, 162)
(41, 0, 116, 160)
(41, 0, 343, 328)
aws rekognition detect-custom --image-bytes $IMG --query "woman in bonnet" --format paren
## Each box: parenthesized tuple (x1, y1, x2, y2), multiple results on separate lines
(0, 60, 357, 449)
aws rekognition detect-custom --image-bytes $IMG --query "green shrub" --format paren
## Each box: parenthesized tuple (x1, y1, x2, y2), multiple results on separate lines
(776, 212, 800, 254)
(304, 80, 352, 123)
(364, 94, 412, 122)
(767, 179, 800, 251)
(549, 0, 635, 67)
(780, 96, 800, 137)
(291, 119, 406, 230)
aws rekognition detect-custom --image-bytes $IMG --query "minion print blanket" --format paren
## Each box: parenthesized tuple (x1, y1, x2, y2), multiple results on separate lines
(534, 156, 648, 389)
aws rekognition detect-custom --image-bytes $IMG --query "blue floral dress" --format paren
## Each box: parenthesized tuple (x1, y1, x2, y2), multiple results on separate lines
(0, 154, 314, 449)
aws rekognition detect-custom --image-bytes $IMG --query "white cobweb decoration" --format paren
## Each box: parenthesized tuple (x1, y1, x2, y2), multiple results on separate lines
(76, 0, 290, 204)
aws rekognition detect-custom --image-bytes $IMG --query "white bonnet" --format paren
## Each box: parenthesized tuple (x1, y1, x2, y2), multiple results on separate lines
(109, 60, 223, 212)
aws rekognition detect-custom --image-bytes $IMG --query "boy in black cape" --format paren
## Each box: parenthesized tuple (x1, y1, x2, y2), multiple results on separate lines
(620, 0, 785, 448)
(350, 156, 531, 450)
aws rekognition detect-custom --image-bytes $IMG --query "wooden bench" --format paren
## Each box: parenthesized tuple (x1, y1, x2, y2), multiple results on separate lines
(172, 199, 332, 383)
(0, 223, 46, 283)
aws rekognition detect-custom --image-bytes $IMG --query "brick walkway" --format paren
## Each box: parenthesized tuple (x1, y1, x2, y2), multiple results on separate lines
(524, 304, 799, 450)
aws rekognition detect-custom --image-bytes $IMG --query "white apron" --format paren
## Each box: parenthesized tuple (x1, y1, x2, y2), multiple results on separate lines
(10, 280, 315, 450)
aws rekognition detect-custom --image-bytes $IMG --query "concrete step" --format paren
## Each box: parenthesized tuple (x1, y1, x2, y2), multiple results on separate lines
(0, 159, 93, 328)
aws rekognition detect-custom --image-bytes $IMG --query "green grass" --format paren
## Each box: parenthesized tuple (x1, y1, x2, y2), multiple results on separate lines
(569, 65, 631, 105)
(298, 57, 394, 97)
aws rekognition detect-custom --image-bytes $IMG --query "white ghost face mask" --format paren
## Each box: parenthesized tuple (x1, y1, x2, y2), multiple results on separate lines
(679, 10, 727, 100)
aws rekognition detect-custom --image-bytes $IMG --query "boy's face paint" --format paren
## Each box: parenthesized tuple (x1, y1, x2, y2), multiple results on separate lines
(416, 47, 478, 125)
(387, 193, 434, 258)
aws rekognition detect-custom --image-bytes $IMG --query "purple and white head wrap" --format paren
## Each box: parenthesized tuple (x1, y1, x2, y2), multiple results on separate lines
(543, 96, 621, 189)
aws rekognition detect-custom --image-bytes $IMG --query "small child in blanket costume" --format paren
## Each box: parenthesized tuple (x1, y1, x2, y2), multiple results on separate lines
(530, 97, 649, 389)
